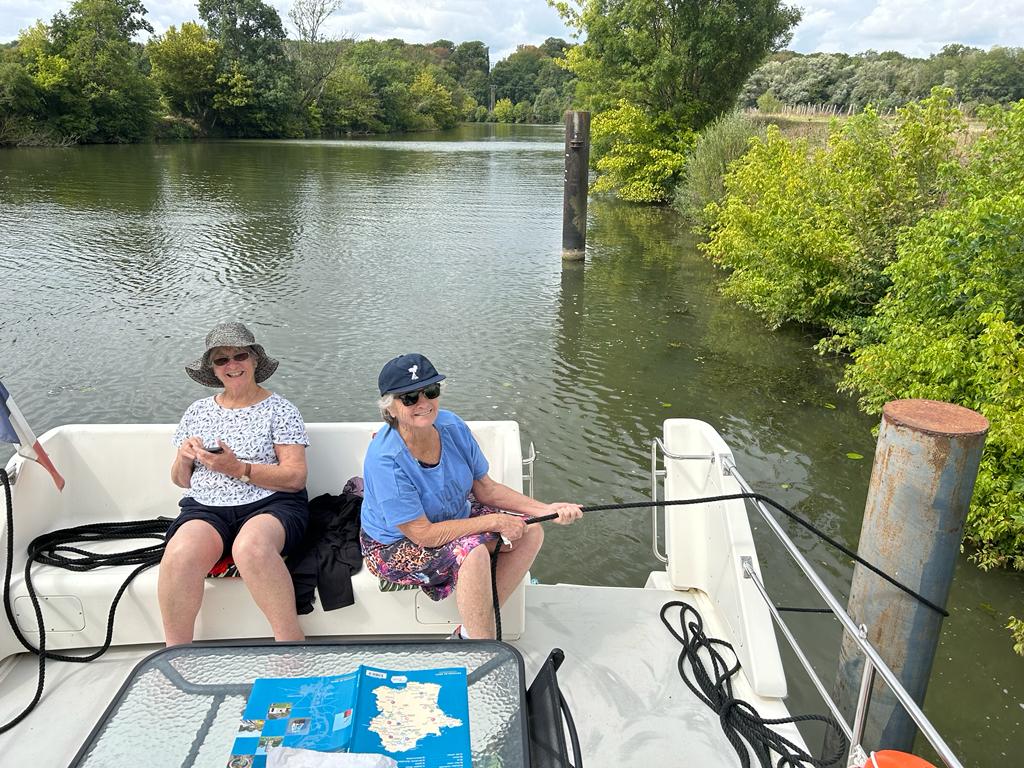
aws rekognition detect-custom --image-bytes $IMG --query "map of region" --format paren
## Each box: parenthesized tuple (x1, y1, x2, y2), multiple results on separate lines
(368, 681, 463, 752)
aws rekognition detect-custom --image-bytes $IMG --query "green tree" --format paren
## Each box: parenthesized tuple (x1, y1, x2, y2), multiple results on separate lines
(287, 0, 347, 115)
(533, 86, 565, 124)
(0, 61, 42, 117)
(490, 45, 547, 104)
(44, 0, 158, 142)
(409, 70, 459, 129)
(552, 0, 801, 128)
(673, 111, 765, 227)
(590, 100, 694, 202)
(756, 90, 783, 113)
(513, 99, 532, 123)
(492, 97, 514, 122)
(447, 41, 489, 103)
(199, 0, 299, 136)
(147, 22, 220, 124)
(318, 64, 382, 133)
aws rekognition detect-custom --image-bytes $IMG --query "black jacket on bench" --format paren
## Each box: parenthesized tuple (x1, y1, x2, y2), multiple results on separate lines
(288, 489, 363, 614)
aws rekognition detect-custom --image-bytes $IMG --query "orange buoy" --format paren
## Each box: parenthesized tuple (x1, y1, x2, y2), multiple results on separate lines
(863, 751, 938, 768)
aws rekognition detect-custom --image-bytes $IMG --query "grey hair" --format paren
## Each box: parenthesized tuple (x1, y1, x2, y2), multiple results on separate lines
(377, 380, 447, 427)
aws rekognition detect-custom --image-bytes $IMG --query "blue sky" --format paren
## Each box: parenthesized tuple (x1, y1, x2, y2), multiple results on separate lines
(2, 0, 1023, 62)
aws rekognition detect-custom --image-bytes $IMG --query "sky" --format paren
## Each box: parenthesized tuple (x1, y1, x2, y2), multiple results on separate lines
(2, 0, 1024, 62)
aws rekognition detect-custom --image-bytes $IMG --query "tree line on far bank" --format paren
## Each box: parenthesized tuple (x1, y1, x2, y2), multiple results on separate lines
(742, 45, 1024, 115)
(0, 0, 576, 146)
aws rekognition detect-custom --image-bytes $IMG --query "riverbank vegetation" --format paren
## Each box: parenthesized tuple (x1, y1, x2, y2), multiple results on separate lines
(0, 0, 576, 146)
(700, 93, 1024, 585)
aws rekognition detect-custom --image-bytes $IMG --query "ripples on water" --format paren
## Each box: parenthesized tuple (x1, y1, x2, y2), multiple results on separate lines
(1, 124, 1021, 762)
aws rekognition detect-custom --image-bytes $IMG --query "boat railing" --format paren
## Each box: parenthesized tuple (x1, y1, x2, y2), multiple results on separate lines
(522, 441, 536, 499)
(649, 436, 716, 563)
(649, 438, 963, 768)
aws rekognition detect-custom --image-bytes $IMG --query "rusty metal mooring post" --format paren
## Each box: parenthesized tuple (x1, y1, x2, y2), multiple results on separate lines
(562, 110, 590, 261)
(831, 399, 988, 756)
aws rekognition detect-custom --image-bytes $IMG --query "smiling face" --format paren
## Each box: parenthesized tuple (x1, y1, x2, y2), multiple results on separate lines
(390, 385, 441, 431)
(210, 346, 255, 390)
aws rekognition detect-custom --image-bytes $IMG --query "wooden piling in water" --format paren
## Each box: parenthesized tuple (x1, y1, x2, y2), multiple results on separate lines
(831, 399, 988, 755)
(562, 110, 590, 261)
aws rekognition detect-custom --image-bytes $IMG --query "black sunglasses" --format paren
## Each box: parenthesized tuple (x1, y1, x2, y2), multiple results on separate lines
(397, 383, 442, 406)
(211, 351, 251, 367)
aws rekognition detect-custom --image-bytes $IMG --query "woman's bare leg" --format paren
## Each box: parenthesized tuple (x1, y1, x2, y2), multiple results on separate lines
(232, 514, 304, 642)
(456, 525, 544, 639)
(158, 520, 224, 646)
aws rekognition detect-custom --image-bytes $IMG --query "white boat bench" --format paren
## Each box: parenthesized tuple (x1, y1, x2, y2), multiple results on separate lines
(1, 421, 528, 662)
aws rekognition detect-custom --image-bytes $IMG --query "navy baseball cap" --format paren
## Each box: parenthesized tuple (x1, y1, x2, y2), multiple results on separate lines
(378, 353, 446, 395)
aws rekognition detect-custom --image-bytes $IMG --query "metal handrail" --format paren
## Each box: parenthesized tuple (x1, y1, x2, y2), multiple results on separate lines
(723, 457, 963, 768)
(521, 441, 536, 499)
(650, 438, 718, 563)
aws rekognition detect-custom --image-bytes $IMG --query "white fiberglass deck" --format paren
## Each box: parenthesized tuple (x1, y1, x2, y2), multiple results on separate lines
(0, 582, 800, 767)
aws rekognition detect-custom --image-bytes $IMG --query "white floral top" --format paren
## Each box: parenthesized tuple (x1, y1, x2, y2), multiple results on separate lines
(172, 393, 309, 506)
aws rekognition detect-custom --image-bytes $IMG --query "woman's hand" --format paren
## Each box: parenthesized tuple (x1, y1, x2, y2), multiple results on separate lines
(196, 440, 246, 478)
(177, 436, 205, 464)
(542, 502, 584, 525)
(490, 513, 527, 541)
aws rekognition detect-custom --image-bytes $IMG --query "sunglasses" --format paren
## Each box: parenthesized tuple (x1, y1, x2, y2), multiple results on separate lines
(397, 383, 442, 406)
(211, 351, 251, 367)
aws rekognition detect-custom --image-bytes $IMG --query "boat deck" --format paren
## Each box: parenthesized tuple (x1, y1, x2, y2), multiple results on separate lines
(0, 582, 801, 767)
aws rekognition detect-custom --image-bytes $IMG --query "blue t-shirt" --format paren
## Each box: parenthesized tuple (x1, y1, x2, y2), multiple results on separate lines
(361, 410, 490, 544)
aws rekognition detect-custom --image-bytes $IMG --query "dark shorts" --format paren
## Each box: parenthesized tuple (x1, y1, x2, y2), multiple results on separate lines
(360, 500, 499, 601)
(166, 490, 309, 558)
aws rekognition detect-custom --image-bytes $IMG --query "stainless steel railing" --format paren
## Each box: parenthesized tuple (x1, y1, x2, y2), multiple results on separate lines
(649, 438, 963, 768)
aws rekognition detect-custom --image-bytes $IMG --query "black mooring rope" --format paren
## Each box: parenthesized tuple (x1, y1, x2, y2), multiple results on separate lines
(1, 467, 169, 733)
(661, 600, 848, 768)
(527, 495, 949, 618)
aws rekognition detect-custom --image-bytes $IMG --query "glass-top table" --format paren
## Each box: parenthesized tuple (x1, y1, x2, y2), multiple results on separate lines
(70, 640, 529, 768)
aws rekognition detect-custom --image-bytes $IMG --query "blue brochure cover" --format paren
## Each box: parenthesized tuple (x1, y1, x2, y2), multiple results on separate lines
(226, 666, 471, 768)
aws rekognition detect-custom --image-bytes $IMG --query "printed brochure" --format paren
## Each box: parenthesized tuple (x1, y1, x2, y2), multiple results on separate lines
(226, 665, 471, 768)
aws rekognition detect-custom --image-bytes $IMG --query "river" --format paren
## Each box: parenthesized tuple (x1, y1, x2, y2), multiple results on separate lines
(0, 124, 1020, 764)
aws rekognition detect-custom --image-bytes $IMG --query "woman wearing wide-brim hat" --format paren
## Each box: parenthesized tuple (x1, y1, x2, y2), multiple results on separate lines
(360, 352, 583, 640)
(160, 322, 310, 645)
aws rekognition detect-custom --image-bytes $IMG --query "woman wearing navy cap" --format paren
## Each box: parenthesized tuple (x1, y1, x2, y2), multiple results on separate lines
(361, 352, 582, 639)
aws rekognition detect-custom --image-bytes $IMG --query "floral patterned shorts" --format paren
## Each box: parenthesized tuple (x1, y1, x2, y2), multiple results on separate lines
(360, 499, 499, 601)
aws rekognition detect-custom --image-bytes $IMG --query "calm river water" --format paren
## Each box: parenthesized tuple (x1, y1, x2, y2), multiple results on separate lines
(0, 124, 1020, 763)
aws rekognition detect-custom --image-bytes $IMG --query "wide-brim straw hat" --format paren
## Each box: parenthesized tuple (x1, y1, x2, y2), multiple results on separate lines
(185, 322, 279, 388)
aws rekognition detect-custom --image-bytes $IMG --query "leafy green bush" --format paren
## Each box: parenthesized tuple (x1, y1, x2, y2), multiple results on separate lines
(590, 100, 694, 203)
(492, 97, 514, 122)
(839, 103, 1024, 574)
(701, 89, 965, 330)
(756, 90, 783, 113)
(673, 111, 765, 228)
(1011, 618, 1024, 655)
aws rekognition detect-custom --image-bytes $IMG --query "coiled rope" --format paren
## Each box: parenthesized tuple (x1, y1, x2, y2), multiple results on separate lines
(661, 600, 848, 767)
(1, 467, 169, 733)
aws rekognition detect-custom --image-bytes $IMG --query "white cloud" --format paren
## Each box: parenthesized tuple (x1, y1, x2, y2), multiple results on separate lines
(790, 0, 1024, 56)
(0, 0, 576, 63)
(2, 0, 1024, 61)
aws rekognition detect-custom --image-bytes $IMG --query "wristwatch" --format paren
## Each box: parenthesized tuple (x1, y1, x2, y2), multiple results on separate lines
(238, 462, 251, 483)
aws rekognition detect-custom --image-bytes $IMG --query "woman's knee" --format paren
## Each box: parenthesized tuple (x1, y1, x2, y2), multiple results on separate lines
(460, 543, 491, 576)
(233, 514, 287, 564)
(231, 534, 277, 568)
(162, 521, 222, 572)
(521, 523, 544, 553)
